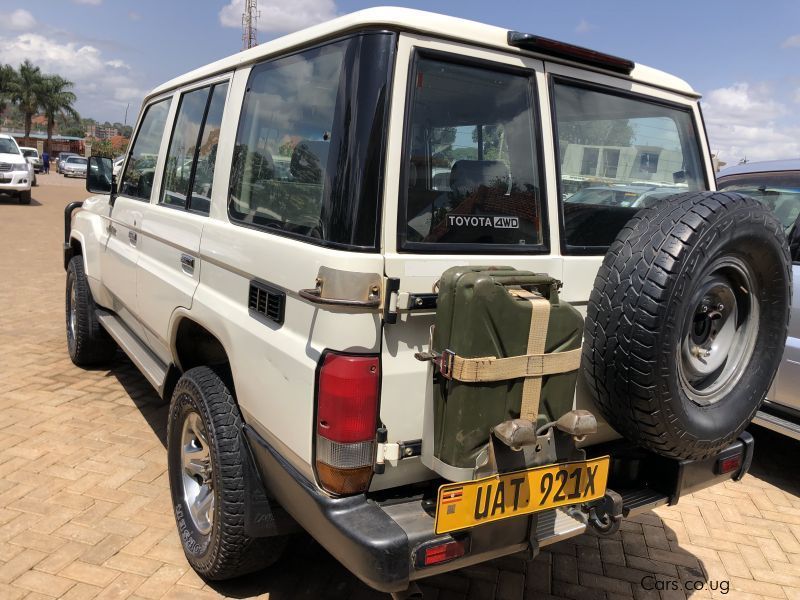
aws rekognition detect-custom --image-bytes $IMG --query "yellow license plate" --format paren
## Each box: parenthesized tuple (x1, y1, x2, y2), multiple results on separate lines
(434, 456, 610, 534)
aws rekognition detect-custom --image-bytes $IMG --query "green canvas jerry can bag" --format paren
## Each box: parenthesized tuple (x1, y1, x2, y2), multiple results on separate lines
(421, 266, 584, 479)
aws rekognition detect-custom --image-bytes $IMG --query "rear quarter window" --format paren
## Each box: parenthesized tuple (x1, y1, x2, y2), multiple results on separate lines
(228, 33, 395, 250)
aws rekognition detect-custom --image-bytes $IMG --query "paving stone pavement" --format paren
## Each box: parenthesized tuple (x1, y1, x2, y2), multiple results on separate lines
(1, 176, 800, 600)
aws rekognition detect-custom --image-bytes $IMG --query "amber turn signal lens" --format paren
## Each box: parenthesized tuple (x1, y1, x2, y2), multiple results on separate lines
(315, 462, 374, 496)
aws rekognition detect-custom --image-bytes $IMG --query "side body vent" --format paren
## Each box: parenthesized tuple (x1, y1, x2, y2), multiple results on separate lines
(248, 280, 285, 326)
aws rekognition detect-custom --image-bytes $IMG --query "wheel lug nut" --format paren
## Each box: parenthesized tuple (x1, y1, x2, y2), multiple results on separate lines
(717, 303, 724, 312)
(701, 305, 709, 313)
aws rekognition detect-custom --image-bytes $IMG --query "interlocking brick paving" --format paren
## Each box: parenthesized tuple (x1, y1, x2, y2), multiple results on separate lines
(1, 176, 799, 599)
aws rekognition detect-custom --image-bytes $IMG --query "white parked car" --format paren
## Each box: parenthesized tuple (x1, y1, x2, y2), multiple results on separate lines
(0, 134, 33, 204)
(112, 155, 125, 179)
(19, 146, 42, 173)
(63, 8, 789, 597)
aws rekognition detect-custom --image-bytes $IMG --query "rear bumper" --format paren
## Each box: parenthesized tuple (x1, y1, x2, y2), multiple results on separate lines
(244, 426, 754, 593)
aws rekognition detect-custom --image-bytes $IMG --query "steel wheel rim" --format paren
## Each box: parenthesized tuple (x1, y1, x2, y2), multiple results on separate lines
(68, 280, 77, 344)
(180, 411, 215, 535)
(677, 256, 759, 406)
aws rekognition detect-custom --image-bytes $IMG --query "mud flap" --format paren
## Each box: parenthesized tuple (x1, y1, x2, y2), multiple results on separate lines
(240, 431, 299, 538)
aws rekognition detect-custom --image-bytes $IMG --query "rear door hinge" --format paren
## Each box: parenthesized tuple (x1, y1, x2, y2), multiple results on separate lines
(375, 435, 422, 474)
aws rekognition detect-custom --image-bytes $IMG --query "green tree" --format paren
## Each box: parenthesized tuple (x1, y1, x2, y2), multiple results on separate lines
(61, 125, 86, 138)
(11, 60, 45, 137)
(472, 125, 504, 160)
(40, 75, 80, 153)
(0, 64, 16, 115)
(90, 139, 114, 158)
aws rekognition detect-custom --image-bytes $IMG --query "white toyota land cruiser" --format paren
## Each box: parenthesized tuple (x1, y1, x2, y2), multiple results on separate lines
(64, 8, 790, 597)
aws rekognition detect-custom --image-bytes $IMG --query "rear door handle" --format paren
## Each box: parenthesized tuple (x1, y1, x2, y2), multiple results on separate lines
(128, 230, 137, 246)
(180, 254, 195, 274)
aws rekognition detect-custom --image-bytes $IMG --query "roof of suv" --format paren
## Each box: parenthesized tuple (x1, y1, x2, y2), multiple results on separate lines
(718, 159, 800, 178)
(150, 7, 697, 100)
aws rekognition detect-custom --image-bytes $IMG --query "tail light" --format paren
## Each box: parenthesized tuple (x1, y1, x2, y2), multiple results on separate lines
(415, 538, 470, 568)
(717, 452, 743, 475)
(314, 352, 380, 495)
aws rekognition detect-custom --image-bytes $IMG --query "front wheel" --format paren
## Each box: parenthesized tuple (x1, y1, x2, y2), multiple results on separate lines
(167, 367, 286, 580)
(66, 255, 115, 365)
(19, 190, 31, 204)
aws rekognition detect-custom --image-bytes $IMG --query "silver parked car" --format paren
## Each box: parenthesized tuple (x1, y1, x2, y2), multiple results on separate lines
(57, 152, 79, 174)
(62, 156, 88, 178)
(717, 159, 800, 439)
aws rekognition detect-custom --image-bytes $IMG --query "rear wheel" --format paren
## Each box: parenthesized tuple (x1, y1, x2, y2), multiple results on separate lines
(583, 192, 791, 460)
(168, 367, 286, 580)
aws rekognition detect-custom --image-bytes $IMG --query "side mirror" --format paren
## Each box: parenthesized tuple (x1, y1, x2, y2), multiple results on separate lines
(86, 156, 115, 197)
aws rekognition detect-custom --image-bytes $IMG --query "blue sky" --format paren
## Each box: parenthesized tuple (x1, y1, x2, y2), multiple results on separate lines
(2, 0, 799, 164)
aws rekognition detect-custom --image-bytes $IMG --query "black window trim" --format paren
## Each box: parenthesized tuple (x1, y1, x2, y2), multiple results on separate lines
(118, 96, 173, 203)
(549, 74, 709, 255)
(226, 30, 397, 253)
(397, 47, 550, 255)
(158, 80, 230, 217)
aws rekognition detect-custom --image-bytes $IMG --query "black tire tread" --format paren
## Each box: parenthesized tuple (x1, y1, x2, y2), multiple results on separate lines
(583, 191, 791, 460)
(66, 255, 116, 366)
(169, 367, 285, 580)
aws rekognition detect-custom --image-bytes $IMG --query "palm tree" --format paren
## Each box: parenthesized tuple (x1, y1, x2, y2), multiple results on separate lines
(40, 75, 80, 153)
(0, 64, 16, 116)
(11, 60, 45, 138)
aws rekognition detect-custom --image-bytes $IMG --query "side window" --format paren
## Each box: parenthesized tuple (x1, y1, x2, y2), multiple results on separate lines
(229, 41, 346, 239)
(120, 98, 171, 201)
(401, 56, 544, 250)
(553, 81, 705, 251)
(160, 82, 228, 215)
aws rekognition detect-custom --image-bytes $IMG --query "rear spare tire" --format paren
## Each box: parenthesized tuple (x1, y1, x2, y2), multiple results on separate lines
(583, 191, 791, 460)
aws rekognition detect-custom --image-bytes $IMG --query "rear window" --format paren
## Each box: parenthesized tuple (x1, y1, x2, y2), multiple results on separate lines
(717, 171, 800, 231)
(399, 55, 545, 252)
(553, 80, 705, 253)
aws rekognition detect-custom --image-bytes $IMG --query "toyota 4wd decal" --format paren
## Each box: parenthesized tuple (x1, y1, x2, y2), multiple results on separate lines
(447, 215, 520, 229)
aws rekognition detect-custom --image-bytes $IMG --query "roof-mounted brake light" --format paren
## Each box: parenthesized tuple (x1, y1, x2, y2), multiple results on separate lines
(507, 31, 635, 75)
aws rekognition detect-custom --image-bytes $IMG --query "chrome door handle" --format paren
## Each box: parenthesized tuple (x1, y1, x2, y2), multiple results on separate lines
(180, 254, 195, 274)
(128, 230, 137, 245)
(107, 223, 117, 236)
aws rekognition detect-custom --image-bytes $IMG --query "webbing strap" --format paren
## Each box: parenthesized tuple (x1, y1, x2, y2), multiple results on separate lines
(515, 289, 550, 421)
(446, 348, 582, 383)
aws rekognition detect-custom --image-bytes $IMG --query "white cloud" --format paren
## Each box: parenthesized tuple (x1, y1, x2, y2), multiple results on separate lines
(782, 34, 800, 48)
(128, 11, 141, 21)
(0, 32, 148, 121)
(703, 82, 800, 163)
(73, 0, 103, 5)
(575, 19, 593, 34)
(219, 0, 337, 34)
(5, 9, 36, 31)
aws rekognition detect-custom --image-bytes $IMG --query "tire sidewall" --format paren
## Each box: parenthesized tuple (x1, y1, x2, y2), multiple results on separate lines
(66, 263, 78, 358)
(167, 381, 221, 570)
(658, 210, 789, 445)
